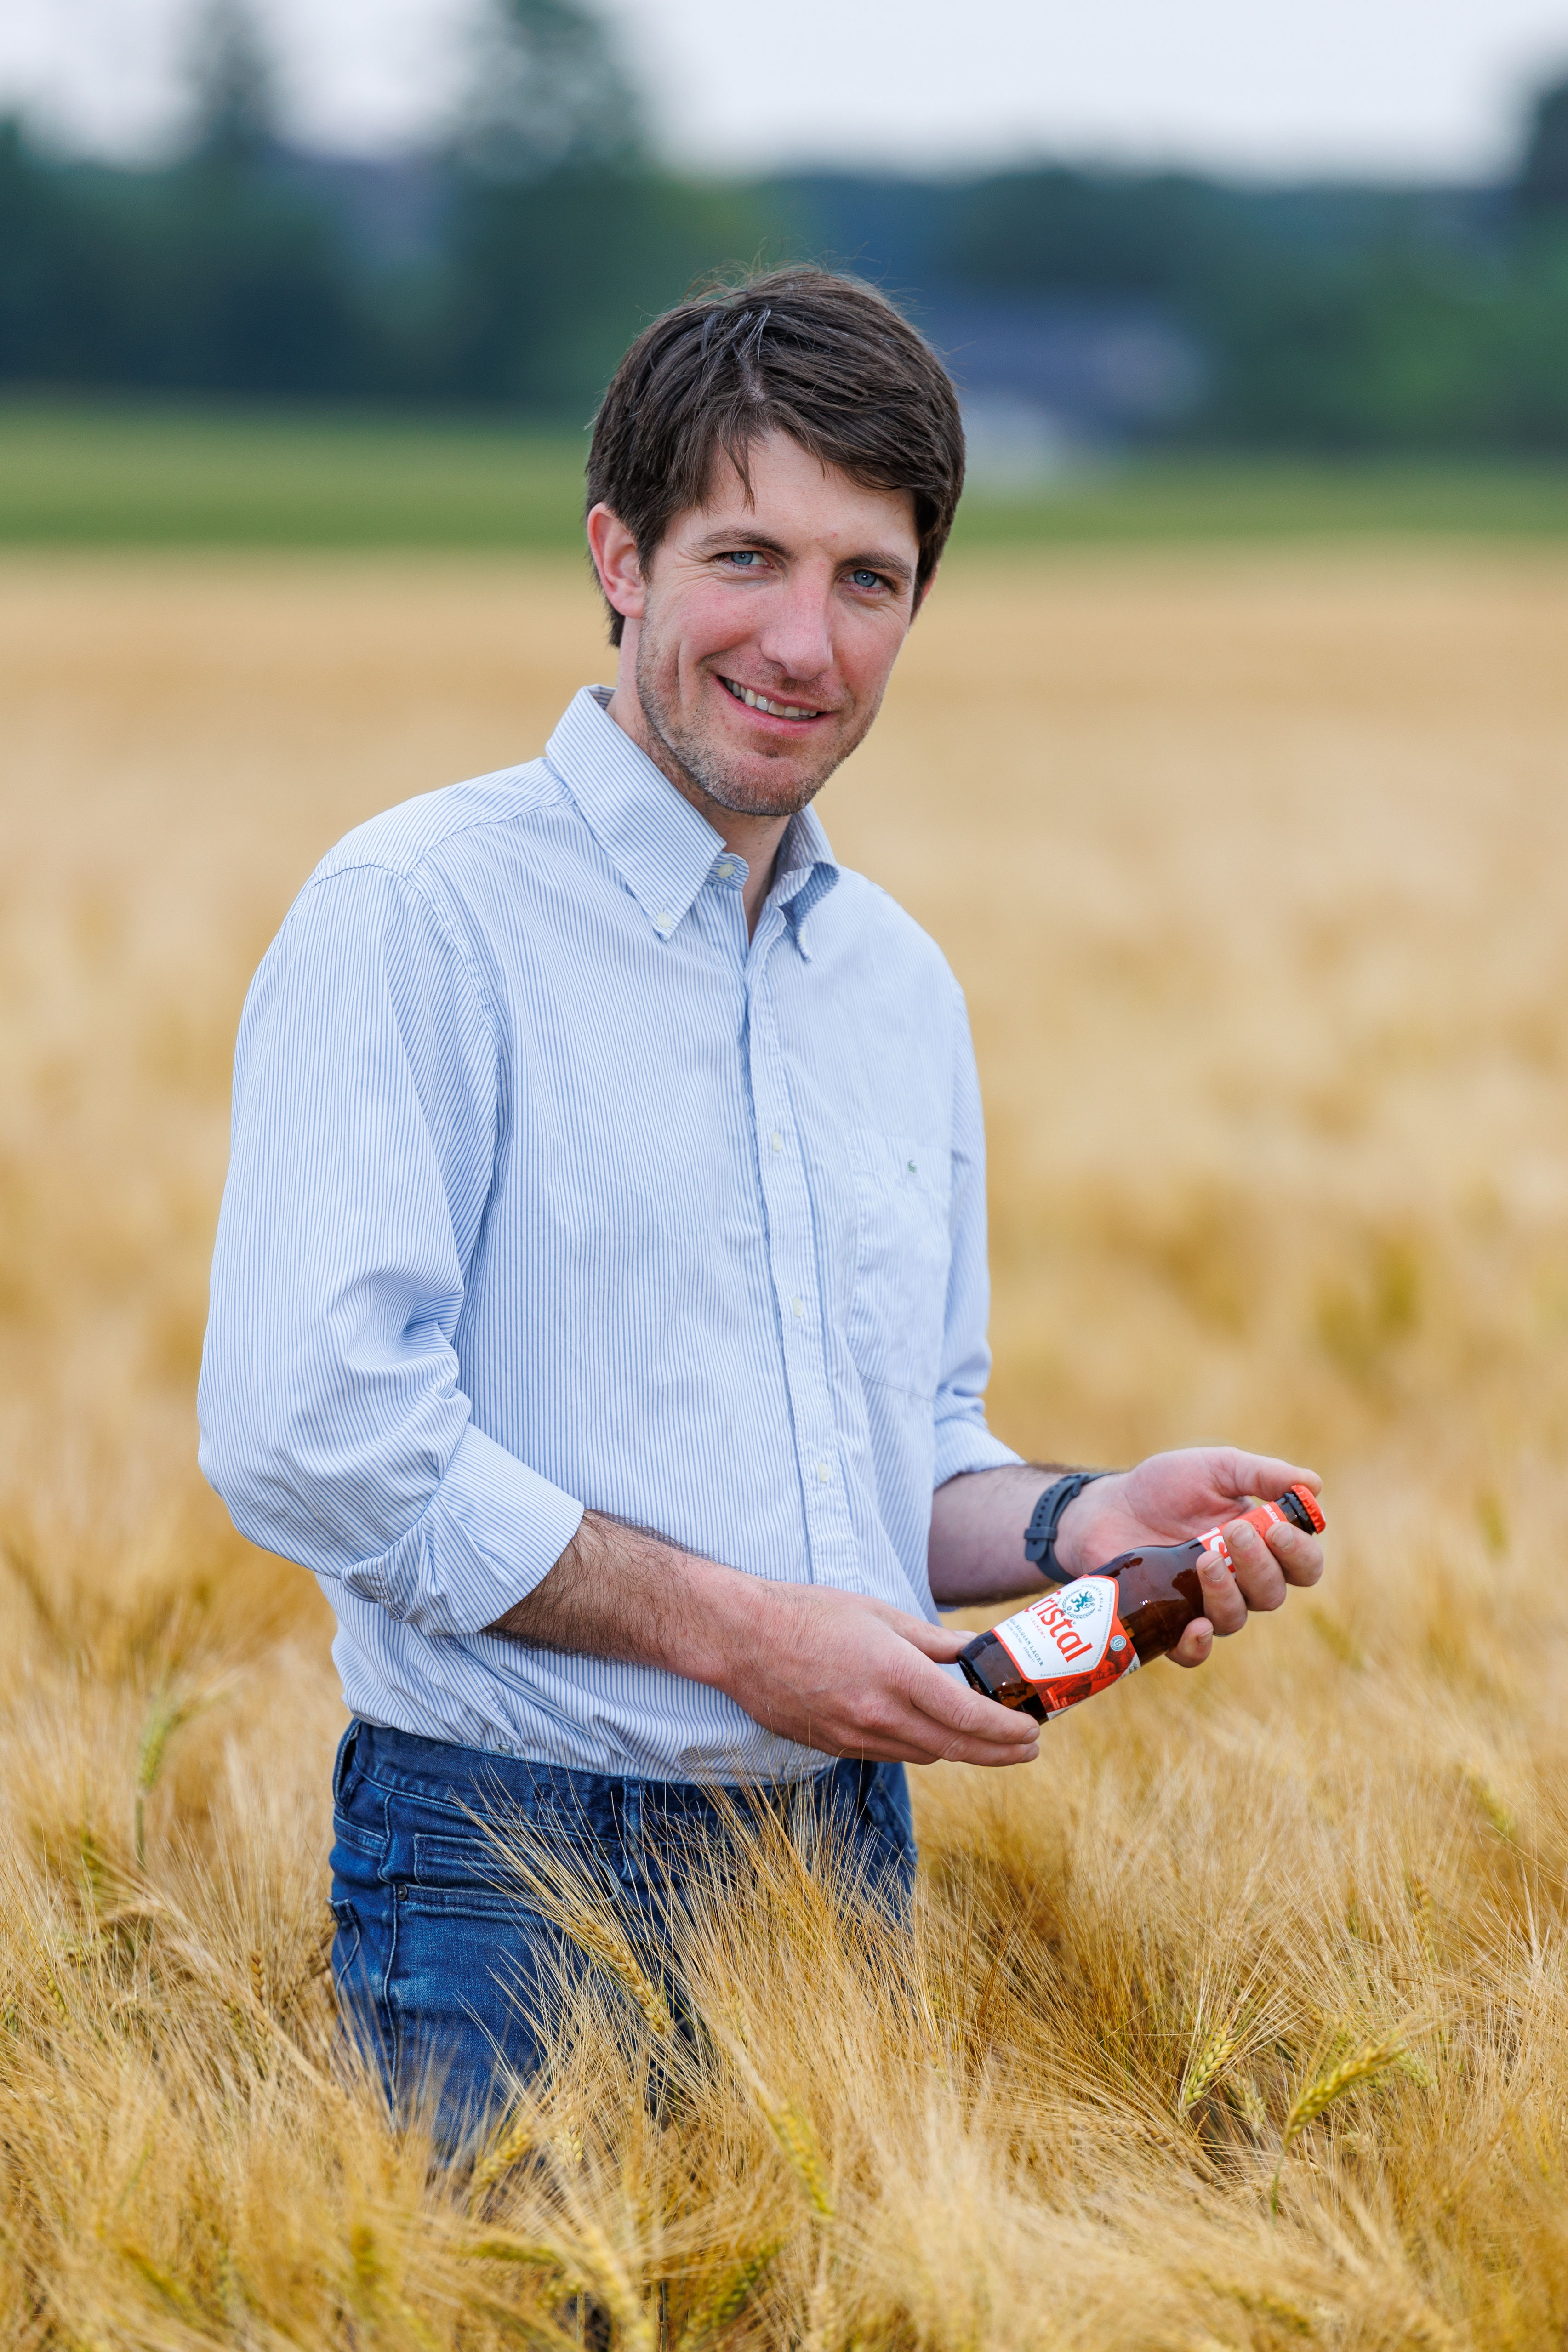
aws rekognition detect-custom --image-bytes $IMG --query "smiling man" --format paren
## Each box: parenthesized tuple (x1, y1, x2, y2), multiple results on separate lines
(199, 270, 1322, 2138)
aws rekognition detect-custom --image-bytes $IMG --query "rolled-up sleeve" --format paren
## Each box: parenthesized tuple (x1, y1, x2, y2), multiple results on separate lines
(933, 994, 1024, 1490)
(198, 861, 583, 1635)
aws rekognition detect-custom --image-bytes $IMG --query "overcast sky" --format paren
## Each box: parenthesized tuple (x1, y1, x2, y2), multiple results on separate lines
(3, 0, 1566, 178)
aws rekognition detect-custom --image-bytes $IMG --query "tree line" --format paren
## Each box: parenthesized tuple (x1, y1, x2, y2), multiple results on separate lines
(2, 0, 1567, 452)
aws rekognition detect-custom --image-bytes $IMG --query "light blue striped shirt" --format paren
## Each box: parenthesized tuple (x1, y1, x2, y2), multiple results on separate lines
(200, 686, 1020, 1782)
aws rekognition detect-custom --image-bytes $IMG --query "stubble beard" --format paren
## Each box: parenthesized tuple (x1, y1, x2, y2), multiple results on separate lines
(633, 633, 881, 823)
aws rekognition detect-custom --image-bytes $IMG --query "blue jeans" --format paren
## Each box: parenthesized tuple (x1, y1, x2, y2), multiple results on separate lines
(329, 1720, 915, 2145)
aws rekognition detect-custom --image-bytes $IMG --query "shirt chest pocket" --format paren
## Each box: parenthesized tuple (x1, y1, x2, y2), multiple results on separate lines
(846, 1129, 952, 1400)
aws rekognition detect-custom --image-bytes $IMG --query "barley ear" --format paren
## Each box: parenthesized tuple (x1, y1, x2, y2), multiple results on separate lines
(674, 2239, 783, 2351)
(1180, 2023, 1240, 2113)
(468, 2105, 537, 2204)
(133, 1680, 218, 1867)
(564, 1908, 673, 2039)
(573, 2221, 657, 2352)
(1270, 2031, 1413, 2214)
(764, 2099, 835, 2217)
(1464, 1764, 1517, 1841)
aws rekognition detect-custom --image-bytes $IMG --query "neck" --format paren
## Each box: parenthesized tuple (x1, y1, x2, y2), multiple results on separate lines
(604, 675, 791, 937)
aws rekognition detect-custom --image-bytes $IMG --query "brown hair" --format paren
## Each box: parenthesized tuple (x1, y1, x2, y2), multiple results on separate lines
(584, 268, 965, 645)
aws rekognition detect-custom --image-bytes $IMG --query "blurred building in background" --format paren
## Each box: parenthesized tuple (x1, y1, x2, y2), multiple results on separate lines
(1, 0, 1567, 461)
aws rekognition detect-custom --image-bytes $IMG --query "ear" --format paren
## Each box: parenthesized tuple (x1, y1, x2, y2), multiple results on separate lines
(587, 503, 647, 624)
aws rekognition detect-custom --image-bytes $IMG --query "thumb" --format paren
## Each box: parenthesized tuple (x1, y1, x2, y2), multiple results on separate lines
(1226, 1454, 1322, 1505)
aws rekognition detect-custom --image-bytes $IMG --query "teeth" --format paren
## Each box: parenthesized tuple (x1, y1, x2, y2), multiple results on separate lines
(724, 678, 821, 720)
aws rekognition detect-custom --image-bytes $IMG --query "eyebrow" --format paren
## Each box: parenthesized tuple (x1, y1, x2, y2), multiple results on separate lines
(690, 526, 915, 587)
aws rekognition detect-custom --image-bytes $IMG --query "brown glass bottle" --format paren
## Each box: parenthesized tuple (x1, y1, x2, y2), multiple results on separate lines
(958, 1484, 1325, 1726)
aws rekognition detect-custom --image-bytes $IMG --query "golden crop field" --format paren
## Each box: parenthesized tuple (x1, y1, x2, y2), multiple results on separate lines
(4, 544, 1568, 2346)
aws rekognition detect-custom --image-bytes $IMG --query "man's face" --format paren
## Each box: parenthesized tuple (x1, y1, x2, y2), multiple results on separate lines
(606, 433, 924, 822)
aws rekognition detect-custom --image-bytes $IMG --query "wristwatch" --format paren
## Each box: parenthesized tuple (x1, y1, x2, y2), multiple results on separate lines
(1023, 1470, 1109, 1585)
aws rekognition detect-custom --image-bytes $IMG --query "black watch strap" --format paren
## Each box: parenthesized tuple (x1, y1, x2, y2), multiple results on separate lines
(1024, 1470, 1110, 1585)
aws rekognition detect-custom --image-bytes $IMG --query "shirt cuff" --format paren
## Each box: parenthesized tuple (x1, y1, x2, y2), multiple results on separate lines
(391, 1420, 586, 1637)
(932, 1415, 1024, 1491)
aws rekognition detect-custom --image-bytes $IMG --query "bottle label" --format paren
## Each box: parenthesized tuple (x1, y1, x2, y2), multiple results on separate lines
(990, 1577, 1140, 1716)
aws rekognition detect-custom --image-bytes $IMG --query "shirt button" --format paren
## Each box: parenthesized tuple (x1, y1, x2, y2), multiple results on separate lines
(658, 907, 675, 928)
(815, 1461, 831, 1484)
(770, 1131, 784, 1153)
(715, 861, 735, 879)
(791, 1297, 804, 1319)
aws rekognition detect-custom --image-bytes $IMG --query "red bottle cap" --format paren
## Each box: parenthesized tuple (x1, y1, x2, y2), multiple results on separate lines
(1289, 1482, 1326, 1533)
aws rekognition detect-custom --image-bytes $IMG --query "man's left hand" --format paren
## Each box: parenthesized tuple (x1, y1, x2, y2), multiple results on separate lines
(1053, 1447, 1324, 1669)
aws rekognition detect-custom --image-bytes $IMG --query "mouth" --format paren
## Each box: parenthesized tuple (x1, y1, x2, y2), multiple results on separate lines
(718, 675, 829, 724)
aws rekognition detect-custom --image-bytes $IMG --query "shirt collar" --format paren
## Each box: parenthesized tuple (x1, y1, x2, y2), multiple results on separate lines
(766, 800, 839, 960)
(544, 686, 839, 949)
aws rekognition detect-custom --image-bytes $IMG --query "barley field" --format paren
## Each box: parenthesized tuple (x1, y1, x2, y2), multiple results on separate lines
(4, 544, 1568, 2346)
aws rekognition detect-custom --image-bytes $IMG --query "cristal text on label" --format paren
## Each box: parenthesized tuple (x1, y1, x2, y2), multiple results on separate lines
(1032, 1593, 1093, 1664)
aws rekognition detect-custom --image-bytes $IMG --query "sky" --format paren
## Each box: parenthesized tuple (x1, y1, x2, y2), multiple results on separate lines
(2, 0, 1566, 180)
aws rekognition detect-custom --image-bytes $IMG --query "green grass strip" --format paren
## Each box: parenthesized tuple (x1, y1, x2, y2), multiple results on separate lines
(4, 399, 1568, 548)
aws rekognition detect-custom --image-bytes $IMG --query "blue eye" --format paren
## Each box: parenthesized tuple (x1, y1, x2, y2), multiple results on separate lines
(726, 550, 763, 568)
(850, 569, 884, 591)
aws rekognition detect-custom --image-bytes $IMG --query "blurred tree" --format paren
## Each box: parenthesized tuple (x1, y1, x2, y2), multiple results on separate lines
(442, 0, 765, 413)
(0, 123, 139, 383)
(1488, 68, 1568, 446)
(1206, 246, 1498, 449)
(1516, 73, 1568, 218)
(132, 0, 375, 394)
(940, 167, 1255, 307)
(456, 0, 642, 184)
(445, 168, 766, 411)
(185, 0, 282, 172)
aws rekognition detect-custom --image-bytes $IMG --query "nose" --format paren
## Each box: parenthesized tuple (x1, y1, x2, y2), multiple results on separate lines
(753, 567, 835, 687)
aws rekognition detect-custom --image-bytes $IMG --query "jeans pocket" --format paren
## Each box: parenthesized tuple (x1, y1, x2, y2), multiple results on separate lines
(332, 1720, 365, 1810)
(408, 1831, 522, 1916)
(413, 1829, 507, 1886)
(330, 1808, 386, 1907)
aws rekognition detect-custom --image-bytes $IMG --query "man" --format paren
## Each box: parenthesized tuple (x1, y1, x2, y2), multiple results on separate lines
(199, 270, 1322, 2131)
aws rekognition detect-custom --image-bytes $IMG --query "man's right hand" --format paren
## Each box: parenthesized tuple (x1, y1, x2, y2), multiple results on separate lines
(701, 1580, 1040, 1768)
(485, 1512, 1039, 1769)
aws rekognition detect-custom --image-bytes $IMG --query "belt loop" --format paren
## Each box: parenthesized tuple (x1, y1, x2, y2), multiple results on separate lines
(616, 1780, 643, 1895)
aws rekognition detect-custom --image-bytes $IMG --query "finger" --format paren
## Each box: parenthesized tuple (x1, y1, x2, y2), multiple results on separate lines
(834, 1702, 1040, 1769)
(1168, 1617, 1214, 1668)
(1263, 1523, 1324, 1587)
(901, 1657, 1039, 1750)
(912, 1709, 1042, 1768)
(916, 1691, 1040, 1756)
(1197, 1544, 1248, 1635)
(1218, 1452, 1322, 1505)
(861, 1601, 969, 1662)
(827, 1647, 1040, 1761)
(895, 1617, 970, 1662)
(787, 1699, 981, 1768)
(815, 1731, 959, 1766)
(930, 1731, 1040, 1768)
(1225, 1519, 1288, 1613)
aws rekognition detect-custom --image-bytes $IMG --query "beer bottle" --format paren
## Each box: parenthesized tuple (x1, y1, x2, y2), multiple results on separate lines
(957, 1484, 1325, 1725)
